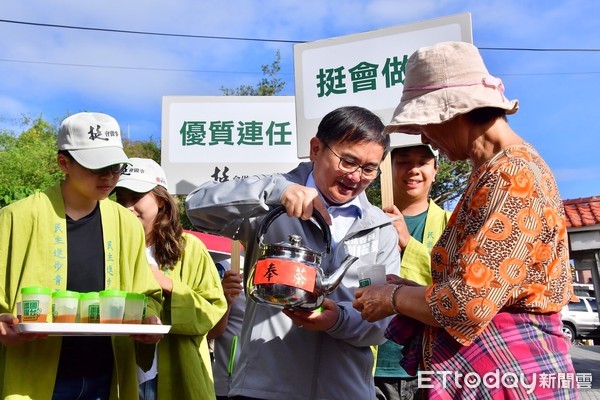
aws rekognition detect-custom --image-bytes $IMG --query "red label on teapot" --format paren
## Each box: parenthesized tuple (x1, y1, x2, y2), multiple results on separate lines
(253, 259, 317, 292)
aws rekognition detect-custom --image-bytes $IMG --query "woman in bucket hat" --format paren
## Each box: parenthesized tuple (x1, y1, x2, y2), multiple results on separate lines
(115, 158, 227, 400)
(353, 42, 577, 399)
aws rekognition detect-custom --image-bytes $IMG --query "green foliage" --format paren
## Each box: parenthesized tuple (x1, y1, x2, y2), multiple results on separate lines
(365, 176, 382, 208)
(176, 194, 195, 231)
(0, 116, 62, 207)
(430, 155, 472, 206)
(123, 138, 161, 162)
(220, 50, 285, 96)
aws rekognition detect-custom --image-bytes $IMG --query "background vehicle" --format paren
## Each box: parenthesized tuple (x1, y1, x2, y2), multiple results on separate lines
(561, 297, 600, 343)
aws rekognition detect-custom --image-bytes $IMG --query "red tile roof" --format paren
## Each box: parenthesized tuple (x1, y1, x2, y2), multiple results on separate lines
(563, 196, 600, 228)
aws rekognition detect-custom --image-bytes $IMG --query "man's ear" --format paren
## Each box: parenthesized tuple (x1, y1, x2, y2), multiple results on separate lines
(57, 153, 70, 174)
(308, 137, 322, 162)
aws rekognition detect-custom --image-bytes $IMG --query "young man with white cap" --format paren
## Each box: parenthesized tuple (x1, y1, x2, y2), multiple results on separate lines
(115, 158, 226, 400)
(0, 112, 163, 400)
(375, 140, 450, 400)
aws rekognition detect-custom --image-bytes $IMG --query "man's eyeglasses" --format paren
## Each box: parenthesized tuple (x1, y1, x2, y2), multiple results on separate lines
(88, 164, 128, 175)
(324, 144, 381, 180)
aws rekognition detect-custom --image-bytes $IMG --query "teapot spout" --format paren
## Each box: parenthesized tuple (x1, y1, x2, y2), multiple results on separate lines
(322, 255, 359, 294)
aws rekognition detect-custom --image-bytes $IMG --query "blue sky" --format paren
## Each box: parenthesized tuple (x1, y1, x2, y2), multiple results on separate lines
(1, 0, 599, 200)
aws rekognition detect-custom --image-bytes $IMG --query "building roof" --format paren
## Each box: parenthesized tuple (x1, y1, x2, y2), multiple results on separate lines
(563, 196, 600, 228)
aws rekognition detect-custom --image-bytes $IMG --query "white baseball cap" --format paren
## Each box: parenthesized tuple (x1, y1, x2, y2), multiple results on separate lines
(57, 112, 129, 169)
(388, 132, 439, 161)
(116, 158, 168, 193)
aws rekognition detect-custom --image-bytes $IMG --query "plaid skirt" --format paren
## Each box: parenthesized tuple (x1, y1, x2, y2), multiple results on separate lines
(385, 311, 578, 399)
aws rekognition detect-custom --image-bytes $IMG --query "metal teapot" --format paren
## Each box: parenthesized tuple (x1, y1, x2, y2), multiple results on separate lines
(247, 205, 358, 310)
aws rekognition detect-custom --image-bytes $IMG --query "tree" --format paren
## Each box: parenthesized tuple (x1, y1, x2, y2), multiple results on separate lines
(430, 156, 471, 206)
(0, 116, 61, 207)
(123, 138, 161, 162)
(220, 50, 285, 96)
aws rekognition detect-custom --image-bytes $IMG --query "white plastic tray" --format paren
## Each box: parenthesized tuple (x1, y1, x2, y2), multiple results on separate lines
(16, 323, 171, 336)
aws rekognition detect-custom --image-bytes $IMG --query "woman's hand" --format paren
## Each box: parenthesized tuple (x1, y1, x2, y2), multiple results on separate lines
(131, 314, 164, 344)
(352, 284, 397, 322)
(386, 275, 421, 287)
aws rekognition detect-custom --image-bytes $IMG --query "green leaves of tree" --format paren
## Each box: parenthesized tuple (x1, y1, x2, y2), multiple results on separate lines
(0, 116, 62, 207)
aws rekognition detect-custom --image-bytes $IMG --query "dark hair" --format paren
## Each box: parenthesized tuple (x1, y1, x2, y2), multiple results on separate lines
(58, 150, 73, 159)
(316, 106, 390, 157)
(464, 107, 507, 125)
(149, 186, 184, 270)
(391, 145, 437, 167)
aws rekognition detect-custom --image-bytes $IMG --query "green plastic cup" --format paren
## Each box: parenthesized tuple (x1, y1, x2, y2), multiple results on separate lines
(99, 289, 127, 324)
(123, 293, 146, 324)
(52, 290, 80, 323)
(79, 292, 100, 323)
(21, 286, 51, 323)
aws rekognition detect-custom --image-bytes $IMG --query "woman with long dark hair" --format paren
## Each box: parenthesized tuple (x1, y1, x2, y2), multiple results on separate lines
(115, 158, 227, 400)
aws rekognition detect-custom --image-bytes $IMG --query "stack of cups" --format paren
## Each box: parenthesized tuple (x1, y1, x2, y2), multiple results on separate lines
(20, 286, 52, 323)
(52, 290, 80, 323)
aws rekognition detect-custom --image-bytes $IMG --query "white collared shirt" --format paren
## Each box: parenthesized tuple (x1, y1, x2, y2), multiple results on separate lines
(306, 173, 362, 250)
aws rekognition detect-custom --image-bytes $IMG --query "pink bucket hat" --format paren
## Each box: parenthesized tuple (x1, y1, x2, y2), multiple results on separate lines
(385, 41, 519, 135)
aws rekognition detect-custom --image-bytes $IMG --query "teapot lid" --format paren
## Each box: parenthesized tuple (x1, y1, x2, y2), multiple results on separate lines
(262, 234, 322, 264)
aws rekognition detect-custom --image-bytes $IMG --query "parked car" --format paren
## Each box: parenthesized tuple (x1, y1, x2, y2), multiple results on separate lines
(561, 296, 600, 343)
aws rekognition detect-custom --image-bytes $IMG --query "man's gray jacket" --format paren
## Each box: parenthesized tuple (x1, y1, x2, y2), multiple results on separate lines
(186, 162, 400, 400)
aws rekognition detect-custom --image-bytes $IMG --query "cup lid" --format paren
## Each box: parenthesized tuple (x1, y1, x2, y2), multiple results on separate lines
(126, 292, 146, 300)
(21, 286, 51, 295)
(99, 289, 127, 298)
(52, 290, 80, 299)
(80, 292, 100, 300)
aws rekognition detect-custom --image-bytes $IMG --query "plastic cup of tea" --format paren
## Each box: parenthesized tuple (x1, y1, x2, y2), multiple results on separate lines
(123, 293, 146, 324)
(20, 286, 51, 323)
(357, 264, 387, 288)
(52, 290, 80, 323)
(99, 289, 127, 324)
(79, 292, 100, 323)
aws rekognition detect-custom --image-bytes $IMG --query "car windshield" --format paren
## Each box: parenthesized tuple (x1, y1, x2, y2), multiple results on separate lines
(589, 298, 598, 312)
(569, 300, 588, 312)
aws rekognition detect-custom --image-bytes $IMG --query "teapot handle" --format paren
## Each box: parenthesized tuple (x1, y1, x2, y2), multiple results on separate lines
(256, 205, 332, 254)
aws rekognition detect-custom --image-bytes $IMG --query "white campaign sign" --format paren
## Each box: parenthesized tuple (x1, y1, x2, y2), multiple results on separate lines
(293, 13, 472, 158)
(161, 96, 301, 195)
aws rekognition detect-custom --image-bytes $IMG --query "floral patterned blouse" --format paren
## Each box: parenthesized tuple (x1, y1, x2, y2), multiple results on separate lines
(426, 143, 574, 345)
